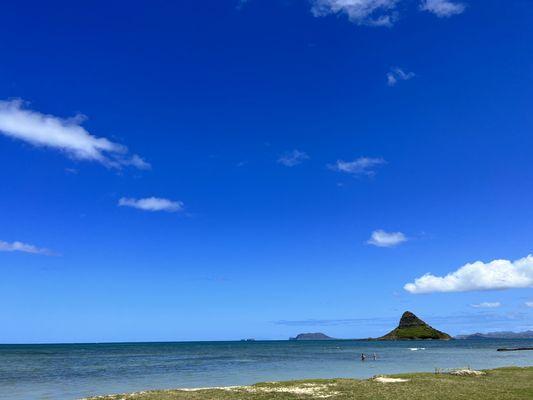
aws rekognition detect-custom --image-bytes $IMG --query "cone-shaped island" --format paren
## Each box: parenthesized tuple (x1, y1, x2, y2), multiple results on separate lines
(378, 311, 452, 340)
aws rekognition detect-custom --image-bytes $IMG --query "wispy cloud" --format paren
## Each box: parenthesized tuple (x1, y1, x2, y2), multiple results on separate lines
(277, 150, 310, 167)
(311, 0, 466, 26)
(526, 302, 533, 308)
(328, 157, 386, 176)
(311, 0, 400, 27)
(471, 302, 501, 309)
(387, 67, 415, 86)
(367, 230, 407, 247)
(405, 255, 533, 294)
(0, 99, 150, 170)
(118, 197, 184, 213)
(420, 0, 466, 17)
(0, 240, 54, 256)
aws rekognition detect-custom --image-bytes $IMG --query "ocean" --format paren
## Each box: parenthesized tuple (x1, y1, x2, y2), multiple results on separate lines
(1, 339, 532, 400)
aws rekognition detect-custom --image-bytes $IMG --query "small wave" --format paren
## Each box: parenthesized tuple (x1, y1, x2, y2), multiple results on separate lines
(408, 348, 426, 351)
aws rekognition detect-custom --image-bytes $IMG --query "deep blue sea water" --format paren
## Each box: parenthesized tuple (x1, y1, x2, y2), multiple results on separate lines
(1, 339, 532, 400)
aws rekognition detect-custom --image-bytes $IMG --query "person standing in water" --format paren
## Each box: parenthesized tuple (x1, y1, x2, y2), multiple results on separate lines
(373, 353, 377, 360)
(361, 353, 366, 361)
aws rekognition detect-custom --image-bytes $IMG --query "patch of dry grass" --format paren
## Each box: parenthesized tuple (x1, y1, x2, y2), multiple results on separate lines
(84, 366, 533, 400)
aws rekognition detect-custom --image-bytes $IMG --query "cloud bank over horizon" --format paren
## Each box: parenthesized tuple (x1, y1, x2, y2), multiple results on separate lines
(0, 99, 150, 170)
(405, 255, 533, 294)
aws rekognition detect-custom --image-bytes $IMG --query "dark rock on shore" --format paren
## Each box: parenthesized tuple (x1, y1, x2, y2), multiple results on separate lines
(497, 347, 533, 352)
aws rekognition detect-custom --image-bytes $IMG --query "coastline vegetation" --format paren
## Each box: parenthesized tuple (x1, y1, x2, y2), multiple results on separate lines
(379, 325, 451, 340)
(86, 366, 533, 400)
(377, 312, 452, 340)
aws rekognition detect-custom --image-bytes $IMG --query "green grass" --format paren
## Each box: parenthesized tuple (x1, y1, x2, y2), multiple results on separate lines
(85, 366, 533, 400)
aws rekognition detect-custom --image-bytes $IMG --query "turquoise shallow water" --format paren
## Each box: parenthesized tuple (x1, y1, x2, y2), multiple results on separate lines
(1, 339, 532, 400)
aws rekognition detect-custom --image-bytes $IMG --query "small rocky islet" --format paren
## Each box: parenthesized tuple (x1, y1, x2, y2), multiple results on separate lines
(289, 333, 335, 340)
(378, 311, 452, 340)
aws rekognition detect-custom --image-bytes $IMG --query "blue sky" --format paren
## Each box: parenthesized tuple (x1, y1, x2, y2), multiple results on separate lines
(1, 0, 533, 343)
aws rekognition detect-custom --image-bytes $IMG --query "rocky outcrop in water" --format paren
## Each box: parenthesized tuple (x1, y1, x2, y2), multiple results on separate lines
(378, 311, 452, 340)
(289, 333, 334, 340)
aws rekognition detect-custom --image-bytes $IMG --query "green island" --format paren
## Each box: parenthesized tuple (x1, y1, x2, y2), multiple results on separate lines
(87, 367, 533, 400)
(377, 311, 452, 340)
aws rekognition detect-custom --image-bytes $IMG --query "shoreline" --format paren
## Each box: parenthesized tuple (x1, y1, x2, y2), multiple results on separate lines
(83, 366, 533, 400)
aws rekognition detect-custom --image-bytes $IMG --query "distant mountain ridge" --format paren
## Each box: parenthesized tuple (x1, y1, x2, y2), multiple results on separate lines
(456, 331, 533, 339)
(378, 311, 452, 340)
(289, 333, 334, 340)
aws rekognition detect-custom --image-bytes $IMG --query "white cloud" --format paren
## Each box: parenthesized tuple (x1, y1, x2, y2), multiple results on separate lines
(118, 197, 184, 212)
(311, 0, 466, 26)
(328, 157, 386, 176)
(311, 0, 400, 27)
(526, 302, 533, 308)
(367, 230, 407, 247)
(420, 0, 466, 17)
(0, 240, 53, 255)
(405, 255, 533, 294)
(387, 67, 415, 86)
(0, 99, 150, 170)
(278, 150, 309, 167)
(471, 302, 501, 309)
